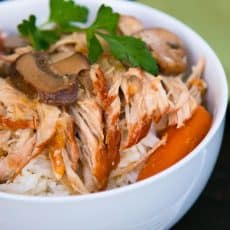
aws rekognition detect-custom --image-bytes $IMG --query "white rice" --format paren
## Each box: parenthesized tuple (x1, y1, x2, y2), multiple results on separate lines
(107, 125, 160, 189)
(0, 154, 70, 196)
(0, 126, 159, 196)
(107, 167, 140, 189)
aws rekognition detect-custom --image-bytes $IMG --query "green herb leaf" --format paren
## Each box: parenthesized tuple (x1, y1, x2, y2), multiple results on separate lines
(56, 22, 81, 33)
(86, 5, 119, 63)
(99, 33, 159, 75)
(88, 33, 103, 63)
(17, 0, 88, 50)
(49, 0, 89, 25)
(85, 5, 158, 75)
(17, 2, 158, 75)
(18, 15, 59, 50)
(90, 5, 119, 34)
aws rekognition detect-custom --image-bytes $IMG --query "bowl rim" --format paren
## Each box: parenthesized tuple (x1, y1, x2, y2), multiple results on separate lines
(0, 0, 228, 202)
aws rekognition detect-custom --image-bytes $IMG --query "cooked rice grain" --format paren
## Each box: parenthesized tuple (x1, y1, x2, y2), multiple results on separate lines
(0, 154, 70, 196)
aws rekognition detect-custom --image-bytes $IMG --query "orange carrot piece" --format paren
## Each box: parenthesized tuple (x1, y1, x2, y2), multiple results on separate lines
(138, 105, 212, 181)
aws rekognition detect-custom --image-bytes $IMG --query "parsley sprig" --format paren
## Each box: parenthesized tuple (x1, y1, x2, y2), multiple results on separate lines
(49, 0, 88, 32)
(17, 1, 159, 75)
(99, 33, 158, 74)
(18, 15, 59, 50)
(86, 5, 119, 63)
(18, 0, 89, 50)
(85, 5, 158, 74)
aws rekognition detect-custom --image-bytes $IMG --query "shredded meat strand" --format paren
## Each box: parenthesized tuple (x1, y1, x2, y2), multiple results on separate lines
(0, 27, 207, 194)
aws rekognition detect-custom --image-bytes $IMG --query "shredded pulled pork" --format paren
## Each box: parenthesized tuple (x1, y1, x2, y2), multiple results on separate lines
(187, 57, 207, 104)
(0, 78, 37, 129)
(0, 5, 209, 195)
(0, 37, 207, 194)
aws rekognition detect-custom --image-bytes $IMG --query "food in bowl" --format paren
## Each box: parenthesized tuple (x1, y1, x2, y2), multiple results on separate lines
(0, 0, 211, 196)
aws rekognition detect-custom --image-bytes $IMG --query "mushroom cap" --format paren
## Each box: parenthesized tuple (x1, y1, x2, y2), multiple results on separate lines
(11, 52, 90, 105)
(135, 28, 187, 75)
(118, 15, 144, 36)
(3, 35, 27, 54)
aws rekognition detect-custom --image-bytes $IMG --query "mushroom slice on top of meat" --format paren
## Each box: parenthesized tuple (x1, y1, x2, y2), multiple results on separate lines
(50, 32, 87, 54)
(50, 52, 89, 76)
(12, 52, 89, 105)
(135, 28, 187, 75)
(0, 78, 37, 130)
(0, 46, 32, 63)
(118, 15, 144, 36)
(0, 61, 11, 78)
(2, 35, 27, 54)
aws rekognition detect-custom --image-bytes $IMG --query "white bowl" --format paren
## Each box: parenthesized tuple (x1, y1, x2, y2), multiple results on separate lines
(0, 0, 228, 229)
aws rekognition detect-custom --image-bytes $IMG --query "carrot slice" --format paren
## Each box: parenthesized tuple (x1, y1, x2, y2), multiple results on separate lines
(138, 105, 212, 181)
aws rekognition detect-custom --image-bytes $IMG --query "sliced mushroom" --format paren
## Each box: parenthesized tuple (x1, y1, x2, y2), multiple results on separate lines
(11, 52, 89, 105)
(135, 28, 187, 75)
(0, 46, 33, 63)
(3, 35, 27, 54)
(49, 50, 75, 64)
(49, 32, 87, 54)
(118, 15, 144, 36)
(50, 52, 89, 75)
(0, 61, 11, 78)
(38, 84, 79, 105)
